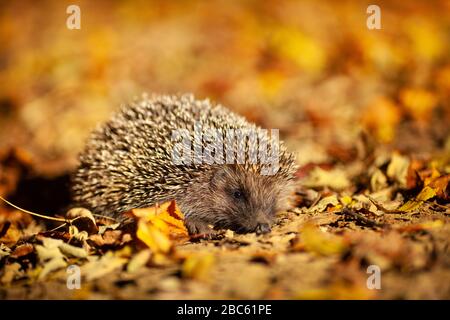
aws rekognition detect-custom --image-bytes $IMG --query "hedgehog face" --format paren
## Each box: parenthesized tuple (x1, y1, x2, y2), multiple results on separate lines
(208, 165, 284, 234)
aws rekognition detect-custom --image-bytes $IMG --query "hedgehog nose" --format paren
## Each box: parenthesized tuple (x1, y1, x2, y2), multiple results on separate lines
(255, 223, 271, 235)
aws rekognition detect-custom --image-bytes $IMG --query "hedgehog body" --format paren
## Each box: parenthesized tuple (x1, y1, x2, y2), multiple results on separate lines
(72, 94, 296, 234)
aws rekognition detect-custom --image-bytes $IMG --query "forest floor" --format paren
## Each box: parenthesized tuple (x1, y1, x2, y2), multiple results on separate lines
(1, 143, 449, 299)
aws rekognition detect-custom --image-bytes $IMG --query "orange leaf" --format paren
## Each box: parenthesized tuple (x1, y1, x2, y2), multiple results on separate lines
(130, 201, 189, 253)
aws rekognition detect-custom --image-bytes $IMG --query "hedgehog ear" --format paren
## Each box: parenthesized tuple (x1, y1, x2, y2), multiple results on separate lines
(210, 166, 232, 188)
(210, 167, 226, 187)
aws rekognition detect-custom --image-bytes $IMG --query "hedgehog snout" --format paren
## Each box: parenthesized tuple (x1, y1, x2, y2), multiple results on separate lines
(255, 223, 271, 235)
(251, 212, 273, 235)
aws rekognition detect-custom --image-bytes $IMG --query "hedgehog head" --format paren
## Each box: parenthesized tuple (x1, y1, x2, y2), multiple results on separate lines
(179, 163, 296, 235)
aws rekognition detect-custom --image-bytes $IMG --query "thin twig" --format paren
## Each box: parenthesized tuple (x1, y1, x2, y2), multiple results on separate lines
(91, 213, 118, 222)
(0, 196, 68, 222)
(341, 208, 385, 228)
(48, 222, 68, 232)
(368, 196, 403, 214)
(430, 201, 450, 211)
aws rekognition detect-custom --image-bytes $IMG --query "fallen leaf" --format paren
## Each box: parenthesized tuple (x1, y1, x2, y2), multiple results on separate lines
(370, 169, 388, 192)
(98, 223, 120, 235)
(303, 167, 350, 191)
(0, 262, 23, 285)
(0, 243, 11, 259)
(89, 229, 131, 248)
(397, 220, 444, 232)
(270, 26, 326, 73)
(10, 243, 34, 259)
(66, 207, 98, 235)
(35, 238, 64, 262)
(131, 201, 189, 254)
(293, 222, 347, 256)
(428, 174, 450, 200)
(308, 195, 339, 213)
(150, 252, 174, 267)
(362, 97, 401, 143)
(137, 220, 172, 254)
(127, 249, 151, 273)
(0, 223, 21, 245)
(132, 201, 188, 240)
(103, 230, 123, 245)
(400, 88, 438, 122)
(387, 153, 410, 188)
(82, 252, 126, 281)
(296, 281, 374, 300)
(399, 186, 437, 212)
(181, 253, 215, 281)
(250, 251, 277, 265)
(39, 257, 66, 280)
(35, 238, 67, 279)
(345, 231, 431, 271)
(59, 242, 88, 258)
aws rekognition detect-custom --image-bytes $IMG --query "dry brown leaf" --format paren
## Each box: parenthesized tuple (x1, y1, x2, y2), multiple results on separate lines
(67, 207, 99, 235)
(428, 174, 450, 200)
(250, 251, 278, 265)
(10, 243, 34, 259)
(308, 195, 339, 213)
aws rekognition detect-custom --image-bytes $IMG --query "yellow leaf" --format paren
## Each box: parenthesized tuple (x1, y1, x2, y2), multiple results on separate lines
(424, 169, 442, 187)
(398, 220, 444, 232)
(419, 220, 444, 229)
(296, 282, 374, 300)
(405, 20, 445, 61)
(339, 195, 353, 206)
(259, 70, 285, 99)
(400, 88, 437, 122)
(182, 253, 215, 281)
(399, 186, 437, 212)
(417, 186, 438, 201)
(303, 167, 350, 190)
(270, 26, 326, 73)
(297, 223, 347, 256)
(131, 201, 190, 254)
(127, 249, 151, 273)
(151, 252, 173, 266)
(137, 220, 172, 254)
(362, 97, 401, 143)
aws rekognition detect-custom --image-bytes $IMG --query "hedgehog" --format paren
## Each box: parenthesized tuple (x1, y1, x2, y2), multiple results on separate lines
(72, 94, 297, 235)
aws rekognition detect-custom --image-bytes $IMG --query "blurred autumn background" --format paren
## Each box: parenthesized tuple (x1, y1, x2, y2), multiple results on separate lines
(0, 0, 449, 299)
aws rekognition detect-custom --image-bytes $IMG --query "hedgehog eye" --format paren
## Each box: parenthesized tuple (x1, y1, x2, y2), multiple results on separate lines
(232, 190, 244, 200)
